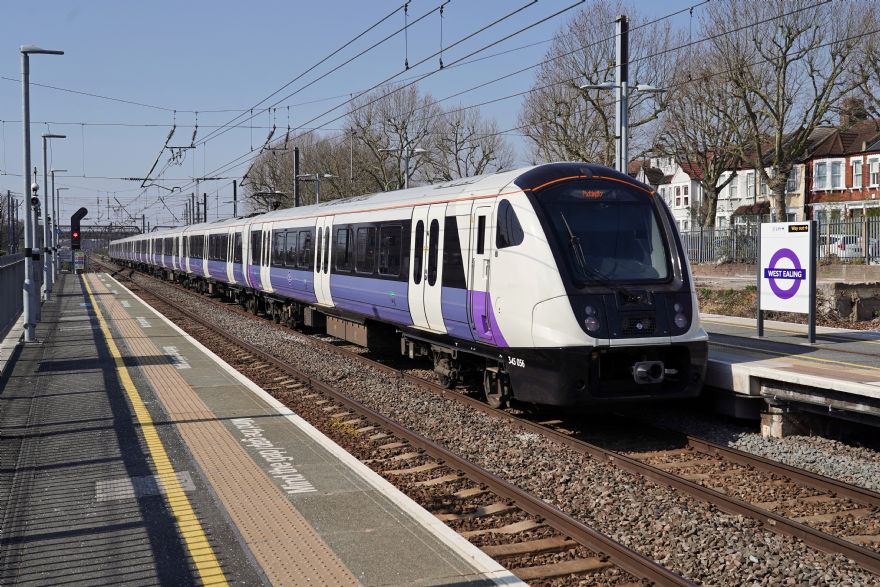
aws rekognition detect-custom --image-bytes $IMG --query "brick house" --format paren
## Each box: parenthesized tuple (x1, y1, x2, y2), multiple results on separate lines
(805, 118, 880, 222)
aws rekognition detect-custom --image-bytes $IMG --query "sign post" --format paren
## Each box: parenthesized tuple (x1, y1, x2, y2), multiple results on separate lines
(758, 221, 817, 343)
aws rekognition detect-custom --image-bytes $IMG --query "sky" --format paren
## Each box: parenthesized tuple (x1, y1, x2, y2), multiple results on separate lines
(0, 0, 702, 228)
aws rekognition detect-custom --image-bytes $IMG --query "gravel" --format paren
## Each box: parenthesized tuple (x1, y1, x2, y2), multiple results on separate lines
(640, 406, 880, 494)
(130, 274, 880, 586)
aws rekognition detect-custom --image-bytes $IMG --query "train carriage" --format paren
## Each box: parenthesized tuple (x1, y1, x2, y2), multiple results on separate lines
(111, 162, 708, 407)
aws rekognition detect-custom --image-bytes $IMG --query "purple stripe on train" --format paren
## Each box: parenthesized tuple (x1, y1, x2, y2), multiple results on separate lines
(468, 290, 508, 348)
(330, 274, 412, 326)
(441, 287, 473, 341)
(207, 260, 227, 282)
(269, 267, 317, 304)
(232, 262, 245, 285)
(247, 264, 262, 290)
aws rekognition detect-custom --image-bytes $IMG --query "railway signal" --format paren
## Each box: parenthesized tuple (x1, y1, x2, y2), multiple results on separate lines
(71, 207, 87, 250)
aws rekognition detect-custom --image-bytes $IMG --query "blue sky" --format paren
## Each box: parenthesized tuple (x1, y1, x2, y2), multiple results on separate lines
(0, 0, 701, 226)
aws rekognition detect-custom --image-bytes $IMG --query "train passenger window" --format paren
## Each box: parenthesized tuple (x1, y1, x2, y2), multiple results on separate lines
(220, 235, 229, 261)
(323, 228, 330, 274)
(427, 219, 440, 286)
(335, 228, 353, 272)
(233, 233, 242, 263)
(272, 230, 286, 267)
(316, 228, 323, 272)
(496, 200, 524, 249)
(251, 230, 262, 265)
(355, 227, 376, 274)
(413, 220, 424, 284)
(285, 230, 297, 266)
(298, 231, 313, 269)
(378, 225, 402, 277)
(476, 215, 486, 255)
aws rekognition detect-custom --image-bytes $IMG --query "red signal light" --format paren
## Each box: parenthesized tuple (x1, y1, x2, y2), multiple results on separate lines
(72, 231, 79, 239)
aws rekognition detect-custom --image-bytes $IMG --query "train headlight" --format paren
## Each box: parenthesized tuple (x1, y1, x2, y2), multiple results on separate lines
(670, 300, 690, 331)
(674, 312, 688, 329)
(584, 305, 600, 333)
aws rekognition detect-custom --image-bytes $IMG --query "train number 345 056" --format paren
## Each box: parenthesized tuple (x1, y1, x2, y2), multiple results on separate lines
(507, 356, 525, 368)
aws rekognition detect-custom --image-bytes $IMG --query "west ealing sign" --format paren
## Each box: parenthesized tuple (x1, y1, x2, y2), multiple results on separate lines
(758, 221, 817, 342)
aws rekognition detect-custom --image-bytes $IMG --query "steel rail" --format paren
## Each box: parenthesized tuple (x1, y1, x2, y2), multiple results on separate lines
(96, 260, 692, 587)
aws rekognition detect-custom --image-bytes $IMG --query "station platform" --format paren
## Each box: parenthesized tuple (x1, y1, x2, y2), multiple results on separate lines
(0, 272, 520, 586)
(701, 313, 880, 418)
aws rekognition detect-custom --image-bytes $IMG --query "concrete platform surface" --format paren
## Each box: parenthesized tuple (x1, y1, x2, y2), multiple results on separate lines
(0, 272, 522, 586)
(700, 313, 880, 415)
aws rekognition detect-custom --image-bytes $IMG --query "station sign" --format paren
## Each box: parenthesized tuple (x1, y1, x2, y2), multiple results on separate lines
(757, 221, 816, 342)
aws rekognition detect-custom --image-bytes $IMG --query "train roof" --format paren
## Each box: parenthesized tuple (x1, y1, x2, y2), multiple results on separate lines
(113, 162, 648, 243)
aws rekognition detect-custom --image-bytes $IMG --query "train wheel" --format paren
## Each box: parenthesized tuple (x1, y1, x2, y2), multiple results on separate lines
(483, 368, 508, 409)
(433, 355, 458, 389)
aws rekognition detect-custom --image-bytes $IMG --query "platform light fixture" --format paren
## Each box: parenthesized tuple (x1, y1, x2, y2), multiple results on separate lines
(20, 44, 63, 342)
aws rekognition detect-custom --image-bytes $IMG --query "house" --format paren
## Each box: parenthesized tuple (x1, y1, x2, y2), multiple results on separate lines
(633, 157, 703, 231)
(804, 116, 880, 222)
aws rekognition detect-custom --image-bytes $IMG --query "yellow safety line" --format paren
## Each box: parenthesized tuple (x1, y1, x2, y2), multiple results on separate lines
(83, 275, 228, 585)
(711, 340, 880, 374)
(702, 318, 880, 346)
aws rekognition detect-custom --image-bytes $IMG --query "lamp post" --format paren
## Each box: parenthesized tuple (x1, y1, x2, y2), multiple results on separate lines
(51, 170, 67, 283)
(21, 44, 63, 342)
(56, 186, 68, 270)
(578, 15, 666, 174)
(41, 134, 65, 298)
(295, 173, 336, 205)
(380, 144, 427, 189)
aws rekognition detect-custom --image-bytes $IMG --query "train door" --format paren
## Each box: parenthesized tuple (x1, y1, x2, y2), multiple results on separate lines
(226, 228, 235, 283)
(408, 204, 447, 332)
(314, 217, 334, 306)
(468, 201, 496, 342)
(260, 225, 273, 293)
(246, 223, 262, 289)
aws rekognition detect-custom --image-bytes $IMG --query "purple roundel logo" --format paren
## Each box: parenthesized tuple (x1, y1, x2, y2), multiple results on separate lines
(763, 248, 806, 300)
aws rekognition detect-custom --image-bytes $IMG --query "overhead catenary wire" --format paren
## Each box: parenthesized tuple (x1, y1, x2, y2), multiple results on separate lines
(180, 0, 560, 189)
(196, 1, 418, 147)
(196, 1, 451, 149)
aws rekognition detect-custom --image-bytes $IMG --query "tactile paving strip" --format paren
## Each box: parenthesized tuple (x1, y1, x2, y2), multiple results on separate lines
(87, 275, 357, 586)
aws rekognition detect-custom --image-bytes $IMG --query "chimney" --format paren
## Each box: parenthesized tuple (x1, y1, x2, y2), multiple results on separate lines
(840, 97, 868, 127)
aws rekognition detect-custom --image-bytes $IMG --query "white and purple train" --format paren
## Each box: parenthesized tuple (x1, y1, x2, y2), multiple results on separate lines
(110, 162, 708, 407)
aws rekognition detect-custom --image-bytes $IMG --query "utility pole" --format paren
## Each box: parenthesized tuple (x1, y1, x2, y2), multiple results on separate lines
(202, 192, 207, 223)
(295, 173, 335, 205)
(615, 14, 629, 174)
(191, 193, 196, 223)
(141, 214, 145, 233)
(6, 191, 11, 253)
(233, 180, 238, 217)
(294, 146, 301, 207)
(380, 140, 427, 189)
(195, 179, 200, 221)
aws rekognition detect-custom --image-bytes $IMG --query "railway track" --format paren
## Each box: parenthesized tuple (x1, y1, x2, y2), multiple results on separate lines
(90, 260, 689, 585)
(95, 259, 880, 579)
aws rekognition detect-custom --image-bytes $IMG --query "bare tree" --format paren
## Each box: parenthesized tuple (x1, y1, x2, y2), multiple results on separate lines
(428, 105, 514, 181)
(856, 15, 880, 121)
(706, 0, 876, 220)
(518, 0, 677, 165)
(658, 53, 750, 227)
(346, 83, 442, 190)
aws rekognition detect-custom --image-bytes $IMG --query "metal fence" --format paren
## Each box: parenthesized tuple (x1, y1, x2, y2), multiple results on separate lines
(680, 217, 880, 265)
(0, 253, 24, 339)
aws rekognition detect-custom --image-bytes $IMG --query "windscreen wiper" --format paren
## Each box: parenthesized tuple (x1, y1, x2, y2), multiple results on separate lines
(559, 212, 635, 297)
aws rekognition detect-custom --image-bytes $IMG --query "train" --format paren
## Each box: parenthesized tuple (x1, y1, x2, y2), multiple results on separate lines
(109, 162, 708, 407)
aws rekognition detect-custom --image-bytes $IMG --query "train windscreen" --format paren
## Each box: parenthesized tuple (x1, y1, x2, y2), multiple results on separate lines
(537, 179, 670, 284)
